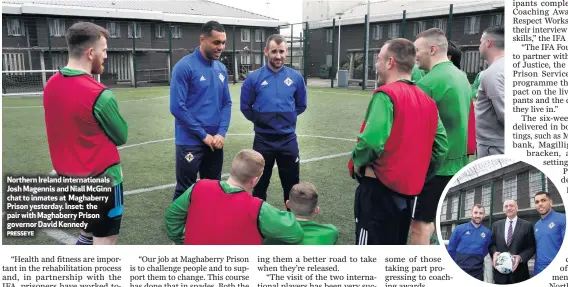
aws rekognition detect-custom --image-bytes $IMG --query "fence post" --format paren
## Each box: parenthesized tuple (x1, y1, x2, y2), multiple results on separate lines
(489, 181, 495, 226)
(303, 22, 309, 85)
(331, 18, 335, 88)
(290, 24, 294, 68)
(362, 14, 368, 90)
(401, 10, 406, 38)
(168, 23, 173, 84)
(448, 4, 454, 41)
(457, 189, 463, 225)
(132, 21, 137, 88)
(233, 25, 237, 84)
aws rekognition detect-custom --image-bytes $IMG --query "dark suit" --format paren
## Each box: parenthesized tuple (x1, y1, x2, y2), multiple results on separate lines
(489, 217, 536, 284)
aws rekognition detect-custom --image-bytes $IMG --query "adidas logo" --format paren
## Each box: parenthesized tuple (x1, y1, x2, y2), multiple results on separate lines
(200, 75, 206, 81)
(261, 80, 268, 86)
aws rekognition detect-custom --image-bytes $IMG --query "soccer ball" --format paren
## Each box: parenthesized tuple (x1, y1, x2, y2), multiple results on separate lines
(495, 252, 514, 274)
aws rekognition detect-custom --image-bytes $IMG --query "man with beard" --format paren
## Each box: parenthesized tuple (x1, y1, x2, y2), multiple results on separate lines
(446, 204, 492, 281)
(476, 26, 505, 158)
(411, 28, 471, 245)
(170, 21, 232, 200)
(533, 191, 566, 275)
(240, 34, 307, 204)
(348, 38, 448, 245)
(43, 22, 128, 245)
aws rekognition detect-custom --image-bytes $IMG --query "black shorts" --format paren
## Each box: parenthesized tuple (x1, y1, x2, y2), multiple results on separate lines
(70, 183, 124, 237)
(412, 176, 452, 223)
(354, 177, 414, 245)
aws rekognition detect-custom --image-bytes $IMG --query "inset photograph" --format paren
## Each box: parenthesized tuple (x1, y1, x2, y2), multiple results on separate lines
(437, 157, 566, 284)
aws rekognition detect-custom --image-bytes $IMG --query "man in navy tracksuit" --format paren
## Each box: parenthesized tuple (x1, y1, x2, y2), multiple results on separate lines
(170, 21, 232, 200)
(240, 34, 307, 203)
(447, 204, 492, 281)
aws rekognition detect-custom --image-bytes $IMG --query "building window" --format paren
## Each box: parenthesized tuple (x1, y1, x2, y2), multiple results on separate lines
(451, 196, 458, 220)
(373, 25, 383, 40)
(107, 21, 121, 38)
(326, 29, 333, 43)
(49, 19, 66, 37)
(529, 170, 548, 207)
(2, 53, 25, 72)
(241, 29, 250, 42)
(481, 184, 491, 213)
(502, 175, 517, 203)
(388, 23, 400, 39)
(464, 189, 475, 218)
(254, 54, 262, 64)
(433, 19, 447, 33)
(441, 198, 448, 219)
(413, 21, 426, 36)
(129, 22, 141, 39)
(491, 14, 503, 27)
(464, 16, 481, 34)
(241, 54, 251, 65)
(7, 18, 25, 36)
(255, 30, 265, 43)
(171, 25, 182, 39)
(155, 24, 165, 38)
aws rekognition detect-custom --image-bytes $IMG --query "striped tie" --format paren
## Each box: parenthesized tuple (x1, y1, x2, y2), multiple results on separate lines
(506, 220, 513, 246)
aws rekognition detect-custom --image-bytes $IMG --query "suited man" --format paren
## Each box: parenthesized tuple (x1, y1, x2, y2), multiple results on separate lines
(489, 200, 536, 284)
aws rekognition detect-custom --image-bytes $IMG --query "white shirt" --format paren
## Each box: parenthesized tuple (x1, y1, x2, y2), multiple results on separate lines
(504, 216, 518, 242)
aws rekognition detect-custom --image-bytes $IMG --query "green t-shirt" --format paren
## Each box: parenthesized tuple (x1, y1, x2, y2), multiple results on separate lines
(411, 64, 426, 82)
(417, 61, 471, 176)
(471, 71, 483, 100)
(165, 181, 304, 245)
(264, 220, 338, 245)
(58, 67, 128, 186)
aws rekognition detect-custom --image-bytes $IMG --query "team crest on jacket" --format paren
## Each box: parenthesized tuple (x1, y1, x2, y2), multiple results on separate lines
(219, 73, 225, 83)
(549, 222, 555, 229)
(185, 152, 194, 162)
(284, 77, 293, 86)
(480, 232, 486, 238)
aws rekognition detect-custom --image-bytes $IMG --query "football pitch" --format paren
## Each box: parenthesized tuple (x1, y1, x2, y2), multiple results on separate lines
(2, 84, 375, 245)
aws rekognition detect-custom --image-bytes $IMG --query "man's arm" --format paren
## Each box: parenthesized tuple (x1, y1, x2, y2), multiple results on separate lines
(258, 202, 304, 244)
(93, 89, 128, 146)
(295, 75, 307, 116)
(425, 114, 448, 181)
(446, 226, 460, 260)
(351, 92, 393, 168)
(518, 222, 536, 264)
(164, 185, 194, 245)
(217, 70, 232, 137)
(240, 75, 256, 122)
(169, 62, 207, 140)
(485, 71, 505, 126)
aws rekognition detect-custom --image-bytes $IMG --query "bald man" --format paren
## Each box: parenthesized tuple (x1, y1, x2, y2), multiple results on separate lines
(489, 200, 535, 284)
(165, 149, 304, 245)
(412, 28, 471, 244)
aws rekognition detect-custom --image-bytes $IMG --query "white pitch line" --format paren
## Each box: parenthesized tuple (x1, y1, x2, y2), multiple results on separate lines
(42, 229, 78, 245)
(119, 133, 355, 151)
(125, 151, 351, 196)
(3, 95, 168, 109)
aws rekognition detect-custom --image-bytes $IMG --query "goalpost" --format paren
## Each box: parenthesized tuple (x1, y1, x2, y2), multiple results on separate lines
(1, 70, 100, 97)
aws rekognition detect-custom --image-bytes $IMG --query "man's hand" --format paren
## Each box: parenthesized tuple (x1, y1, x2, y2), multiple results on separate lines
(492, 252, 500, 268)
(212, 134, 225, 149)
(512, 255, 521, 272)
(203, 134, 215, 151)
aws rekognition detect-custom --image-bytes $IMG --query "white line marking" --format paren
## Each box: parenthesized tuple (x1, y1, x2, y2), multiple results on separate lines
(42, 229, 78, 245)
(124, 151, 351, 195)
(119, 133, 355, 151)
(3, 96, 168, 109)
